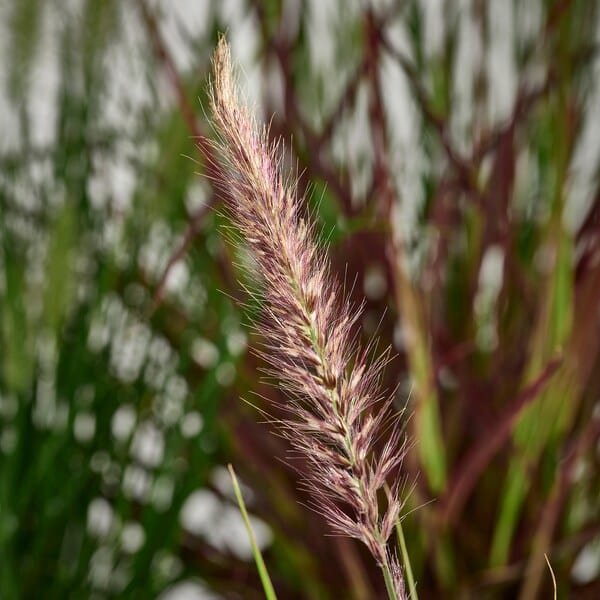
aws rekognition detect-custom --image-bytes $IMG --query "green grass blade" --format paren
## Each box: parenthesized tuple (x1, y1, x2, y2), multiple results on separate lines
(228, 465, 278, 600)
(395, 518, 418, 600)
(392, 247, 447, 493)
(382, 562, 400, 600)
(490, 461, 528, 566)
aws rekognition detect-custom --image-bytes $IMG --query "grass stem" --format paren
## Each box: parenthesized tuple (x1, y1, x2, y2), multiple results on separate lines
(228, 464, 278, 600)
(395, 518, 418, 599)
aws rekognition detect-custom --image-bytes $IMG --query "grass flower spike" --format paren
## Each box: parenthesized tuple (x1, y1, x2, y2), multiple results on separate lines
(207, 37, 407, 599)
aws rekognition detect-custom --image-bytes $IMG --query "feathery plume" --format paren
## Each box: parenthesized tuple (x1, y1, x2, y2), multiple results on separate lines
(207, 37, 407, 599)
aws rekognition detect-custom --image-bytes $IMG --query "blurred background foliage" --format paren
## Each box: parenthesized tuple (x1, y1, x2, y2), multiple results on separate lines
(1, 0, 600, 598)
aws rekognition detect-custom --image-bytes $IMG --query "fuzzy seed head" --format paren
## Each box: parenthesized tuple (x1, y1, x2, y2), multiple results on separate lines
(207, 37, 407, 599)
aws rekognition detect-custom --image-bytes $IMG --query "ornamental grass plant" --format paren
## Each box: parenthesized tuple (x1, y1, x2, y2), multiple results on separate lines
(1, 2, 600, 598)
